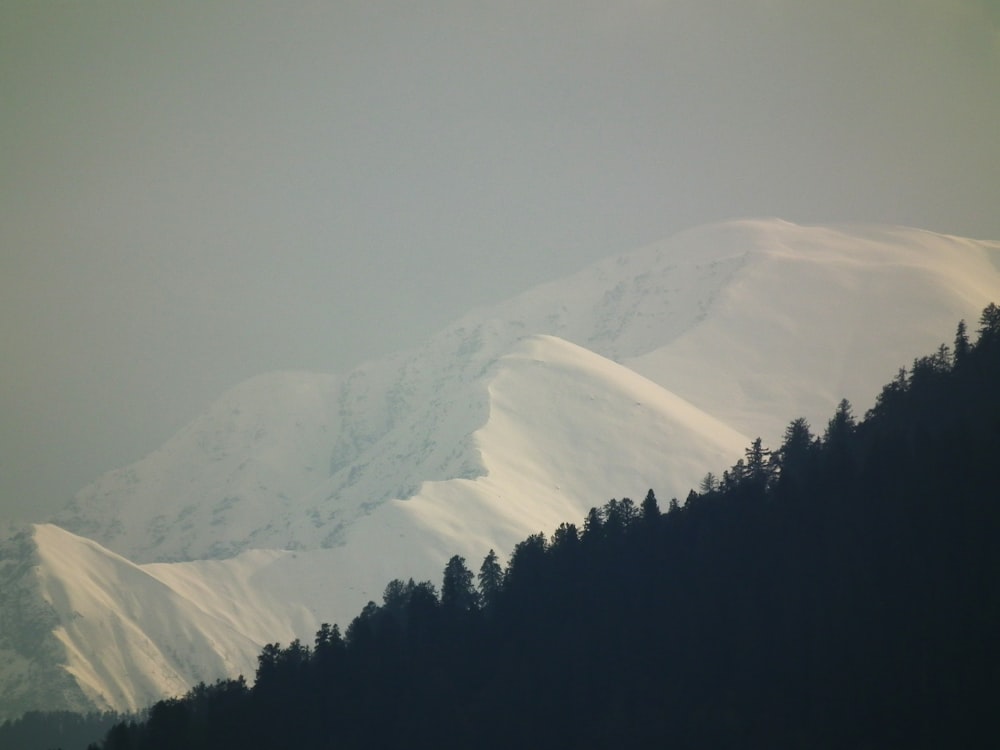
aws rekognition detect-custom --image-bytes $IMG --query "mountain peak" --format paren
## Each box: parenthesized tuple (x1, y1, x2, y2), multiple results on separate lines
(7, 219, 998, 719)
(53, 220, 1000, 565)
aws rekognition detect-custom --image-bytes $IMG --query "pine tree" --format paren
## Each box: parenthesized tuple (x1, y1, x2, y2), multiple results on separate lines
(954, 319, 970, 365)
(775, 418, 815, 493)
(824, 398, 855, 445)
(442, 555, 479, 612)
(744, 437, 773, 486)
(582, 506, 604, 544)
(550, 522, 580, 553)
(822, 398, 856, 475)
(312, 623, 345, 674)
(478, 549, 504, 610)
(977, 302, 1000, 340)
(699, 472, 718, 493)
(640, 489, 660, 522)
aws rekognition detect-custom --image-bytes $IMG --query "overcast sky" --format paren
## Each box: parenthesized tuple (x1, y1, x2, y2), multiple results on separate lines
(2, 1, 998, 522)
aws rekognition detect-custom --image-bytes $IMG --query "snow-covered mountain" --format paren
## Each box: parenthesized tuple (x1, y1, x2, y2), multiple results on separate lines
(3, 219, 999, 720)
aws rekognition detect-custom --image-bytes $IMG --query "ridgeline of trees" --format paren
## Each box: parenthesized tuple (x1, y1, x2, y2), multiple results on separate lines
(84, 305, 1000, 750)
(0, 710, 126, 750)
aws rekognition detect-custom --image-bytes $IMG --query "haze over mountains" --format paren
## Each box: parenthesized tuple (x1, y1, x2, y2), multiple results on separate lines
(2, 219, 999, 720)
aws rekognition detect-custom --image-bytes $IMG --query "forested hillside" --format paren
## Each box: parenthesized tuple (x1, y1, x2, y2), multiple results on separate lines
(89, 305, 1000, 750)
(0, 711, 125, 750)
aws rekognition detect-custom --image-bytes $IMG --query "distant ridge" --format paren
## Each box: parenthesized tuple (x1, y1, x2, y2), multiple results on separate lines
(2, 218, 998, 719)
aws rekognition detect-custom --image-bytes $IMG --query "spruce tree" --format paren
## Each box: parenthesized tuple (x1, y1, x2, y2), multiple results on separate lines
(477, 549, 503, 610)
(442, 555, 479, 612)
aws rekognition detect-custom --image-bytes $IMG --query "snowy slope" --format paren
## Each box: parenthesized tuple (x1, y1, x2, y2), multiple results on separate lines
(0, 523, 319, 718)
(56, 371, 343, 563)
(0, 527, 94, 720)
(57, 220, 1000, 566)
(254, 333, 750, 625)
(30, 523, 310, 714)
(624, 220, 1000, 441)
(3, 335, 748, 717)
(4, 218, 1000, 719)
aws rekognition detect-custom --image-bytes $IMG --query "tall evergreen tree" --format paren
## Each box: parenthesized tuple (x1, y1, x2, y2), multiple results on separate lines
(977, 302, 1000, 339)
(699, 472, 718, 493)
(824, 398, 855, 444)
(581, 506, 604, 544)
(441, 555, 479, 612)
(640, 489, 660, 522)
(549, 522, 580, 553)
(743, 437, 773, 486)
(774, 418, 815, 491)
(954, 319, 970, 364)
(822, 398, 857, 477)
(477, 549, 503, 610)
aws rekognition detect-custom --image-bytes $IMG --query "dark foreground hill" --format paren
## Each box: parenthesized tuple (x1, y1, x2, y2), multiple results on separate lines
(88, 305, 1000, 750)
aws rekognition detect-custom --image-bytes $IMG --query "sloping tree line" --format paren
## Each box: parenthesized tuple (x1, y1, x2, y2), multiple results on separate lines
(87, 304, 1000, 750)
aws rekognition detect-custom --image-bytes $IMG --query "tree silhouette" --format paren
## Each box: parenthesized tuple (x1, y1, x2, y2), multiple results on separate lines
(640, 488, 660, 522)
(441, 555, 479, 613)
(477, 549, 503, 611)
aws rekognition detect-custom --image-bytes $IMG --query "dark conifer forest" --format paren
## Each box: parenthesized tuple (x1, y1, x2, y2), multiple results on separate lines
(0, 711, 126, 750)
(64, 305, 1000, 748)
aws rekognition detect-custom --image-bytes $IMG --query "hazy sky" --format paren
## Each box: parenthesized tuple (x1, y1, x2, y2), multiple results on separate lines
(2, 1, 999, 522)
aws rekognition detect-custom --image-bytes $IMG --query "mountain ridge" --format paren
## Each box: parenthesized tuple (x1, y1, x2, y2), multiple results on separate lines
(4, 218, 1000, 720)
(56, 219, 1000, 565)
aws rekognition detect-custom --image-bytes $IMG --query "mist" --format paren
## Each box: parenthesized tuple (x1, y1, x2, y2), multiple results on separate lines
(2, 0, 998, 522)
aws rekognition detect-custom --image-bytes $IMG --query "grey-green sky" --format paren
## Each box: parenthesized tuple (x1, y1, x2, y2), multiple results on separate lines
(2, 1, 998, 522)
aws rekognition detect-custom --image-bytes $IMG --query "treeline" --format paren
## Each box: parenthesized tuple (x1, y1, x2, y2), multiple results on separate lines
(89, 305, 1000, 749)
(0, 710, 126, 750)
